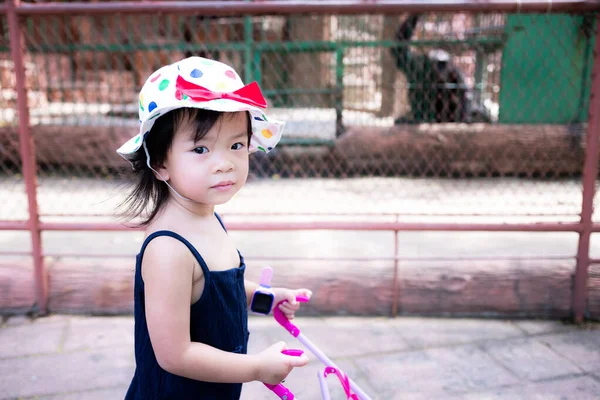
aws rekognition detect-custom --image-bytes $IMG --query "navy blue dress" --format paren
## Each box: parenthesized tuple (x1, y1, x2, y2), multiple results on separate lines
(125, 215, 249, 400)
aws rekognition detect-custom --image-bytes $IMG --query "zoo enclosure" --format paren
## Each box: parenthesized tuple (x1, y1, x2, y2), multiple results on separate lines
(1, 0, 600, 321)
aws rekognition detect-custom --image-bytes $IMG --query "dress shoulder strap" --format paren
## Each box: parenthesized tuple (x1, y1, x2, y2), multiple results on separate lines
(139, 230, 211, 278)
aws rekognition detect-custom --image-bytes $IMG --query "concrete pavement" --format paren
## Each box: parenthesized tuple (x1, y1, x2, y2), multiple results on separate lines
(0, 314, 599, 399)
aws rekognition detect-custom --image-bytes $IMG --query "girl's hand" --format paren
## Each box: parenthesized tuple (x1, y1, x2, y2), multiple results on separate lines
(255, 341, 309, 384)
(273, 288, 312, 320)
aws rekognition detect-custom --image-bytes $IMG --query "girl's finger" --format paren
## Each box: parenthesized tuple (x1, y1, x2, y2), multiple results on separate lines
(282, 301, 299, 309)
(296, 288, 313, 299)
(279, 305, 296, 314)
(280, 300, 299, 309)
(279, 304, 296, 312)
(286, 291, 298, 305)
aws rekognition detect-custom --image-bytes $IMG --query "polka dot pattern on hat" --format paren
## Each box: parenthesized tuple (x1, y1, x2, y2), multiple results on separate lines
(117, 56, 285, 162)
(159, 79, 170, 91)
(261, 129, 273, 139)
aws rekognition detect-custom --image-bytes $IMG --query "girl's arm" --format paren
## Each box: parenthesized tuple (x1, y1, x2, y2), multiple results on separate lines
(142, 237, 307, 384)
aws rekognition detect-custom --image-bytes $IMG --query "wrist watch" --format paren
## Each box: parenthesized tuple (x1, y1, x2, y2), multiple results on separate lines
(250, 267, 275, 315)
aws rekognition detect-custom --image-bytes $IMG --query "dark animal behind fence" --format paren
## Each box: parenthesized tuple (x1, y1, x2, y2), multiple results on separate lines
(391, 14, 491, 124)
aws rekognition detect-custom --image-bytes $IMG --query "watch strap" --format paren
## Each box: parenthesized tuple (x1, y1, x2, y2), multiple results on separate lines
(259, 266, 273, 287)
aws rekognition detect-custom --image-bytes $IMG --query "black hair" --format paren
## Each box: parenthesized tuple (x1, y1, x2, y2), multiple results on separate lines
(118, 108, 252, 226)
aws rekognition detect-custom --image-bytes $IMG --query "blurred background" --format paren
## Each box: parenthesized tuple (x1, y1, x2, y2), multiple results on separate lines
(1, 1, 600, 398)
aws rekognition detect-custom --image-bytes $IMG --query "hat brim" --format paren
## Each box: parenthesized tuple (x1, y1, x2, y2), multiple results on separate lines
(116, 100, 284, 163)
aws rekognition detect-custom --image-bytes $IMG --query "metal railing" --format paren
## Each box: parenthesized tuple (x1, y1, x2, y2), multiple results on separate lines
(2, 0, 600, 321)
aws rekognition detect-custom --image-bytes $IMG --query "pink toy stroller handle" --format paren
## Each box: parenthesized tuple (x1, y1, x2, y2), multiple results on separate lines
(262, 349, 304, 399)
(263, 383, 295, 400)
(323, 367, 360, 400)
(273, 295, 310, 337)
(282, 349, 304, 357)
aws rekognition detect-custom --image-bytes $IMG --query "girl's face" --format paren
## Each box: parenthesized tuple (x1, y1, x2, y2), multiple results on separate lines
(158, 111, 250, 209)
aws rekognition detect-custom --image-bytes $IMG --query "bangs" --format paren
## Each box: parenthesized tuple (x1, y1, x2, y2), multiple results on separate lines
(173, 108, 223, 144)
(175, 108, 252, 144)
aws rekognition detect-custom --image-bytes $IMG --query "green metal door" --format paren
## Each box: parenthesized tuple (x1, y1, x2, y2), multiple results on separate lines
(498, 14, 595, 124)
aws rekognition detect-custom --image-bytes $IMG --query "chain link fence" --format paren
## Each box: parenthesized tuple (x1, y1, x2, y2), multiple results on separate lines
(0, 14, 28, 222)
(1, 3, 599, 319)
(0, 12, 594, 222)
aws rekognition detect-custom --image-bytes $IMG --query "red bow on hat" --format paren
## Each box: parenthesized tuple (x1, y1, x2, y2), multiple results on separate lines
(175, 75, 267, 109)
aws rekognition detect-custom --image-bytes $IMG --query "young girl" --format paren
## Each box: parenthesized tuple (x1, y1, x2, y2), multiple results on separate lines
(116, 56, 311, 399)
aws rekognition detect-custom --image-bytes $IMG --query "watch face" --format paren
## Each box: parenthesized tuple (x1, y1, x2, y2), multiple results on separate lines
(251, 292, 274, 314)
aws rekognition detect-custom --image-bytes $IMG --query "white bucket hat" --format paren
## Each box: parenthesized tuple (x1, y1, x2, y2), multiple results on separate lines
(116, 56, 285, 165)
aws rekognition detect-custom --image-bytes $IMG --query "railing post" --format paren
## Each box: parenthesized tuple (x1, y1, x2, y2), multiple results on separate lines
(391, 229, 400, 317)
(335, 46, 344, 137)
(6, 0, 47, 314)
(244, 14, 254, 83)
(573, 13, 600, 323)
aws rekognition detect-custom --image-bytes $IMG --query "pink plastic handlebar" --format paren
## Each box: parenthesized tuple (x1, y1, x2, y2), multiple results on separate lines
(282, 349, 304, 357)
(273, 295, 310, 337)
(264, 383, 295, 400)
(323, 367, 360, 399)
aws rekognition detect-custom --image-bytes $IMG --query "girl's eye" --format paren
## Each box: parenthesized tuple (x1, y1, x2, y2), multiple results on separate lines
(193, 146, 209, 154)
(231, 142, 245, 150)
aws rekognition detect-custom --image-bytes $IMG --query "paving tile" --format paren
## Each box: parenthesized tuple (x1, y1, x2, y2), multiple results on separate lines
(426, 345, 520, 392)
(0, 347, 134, 399)
(4, 315, 31, 327)
(0, 317, 67, 358)
(36, 387, 129, 400)
(63, 316, 133, 351)
(0, 315, 596, 400)
(388, 394, 465, 400)
(355, 344, 518, 398)
(355, 350, 454, 398)
(389, 317, 523, 349)
(538, 329, 600, 373)
(462, 375, 600, 400)
(482, 337, 581, 381)
(512, 320, 573, 336)
(30, 315, 72, 324)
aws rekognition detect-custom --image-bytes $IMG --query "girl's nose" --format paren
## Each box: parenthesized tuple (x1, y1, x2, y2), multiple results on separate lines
(214, 154, 234, 173)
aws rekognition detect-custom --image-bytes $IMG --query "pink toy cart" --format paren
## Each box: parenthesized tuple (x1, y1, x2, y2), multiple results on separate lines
(263, 296, 374, 400)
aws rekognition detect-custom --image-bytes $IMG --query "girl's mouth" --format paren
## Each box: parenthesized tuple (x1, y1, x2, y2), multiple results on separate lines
(211, 181, 235, 191)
